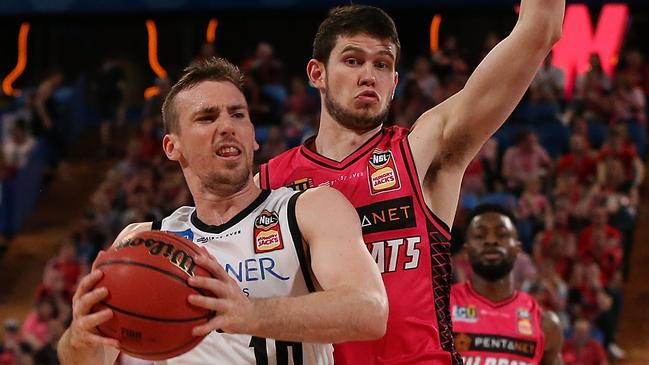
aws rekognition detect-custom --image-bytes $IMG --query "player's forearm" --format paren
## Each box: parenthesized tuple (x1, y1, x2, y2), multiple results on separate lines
(516, 0, 564, 50)
(245, 287, 387, 343)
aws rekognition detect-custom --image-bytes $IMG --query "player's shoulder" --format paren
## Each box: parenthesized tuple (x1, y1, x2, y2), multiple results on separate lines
(297, 185, 347, 207)
(112, 222, 153, 248)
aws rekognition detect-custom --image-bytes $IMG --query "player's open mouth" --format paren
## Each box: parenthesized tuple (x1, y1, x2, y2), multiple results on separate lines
(215, 145, 242, 158)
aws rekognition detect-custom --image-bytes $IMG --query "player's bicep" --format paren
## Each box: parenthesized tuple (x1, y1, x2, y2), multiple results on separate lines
(296, 188, 384, 296)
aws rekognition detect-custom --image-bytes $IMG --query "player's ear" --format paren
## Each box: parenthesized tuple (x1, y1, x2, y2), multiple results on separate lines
(391, 71, 399, 100)
(163, 134, 181, 161)
(307, 59, 325, 90)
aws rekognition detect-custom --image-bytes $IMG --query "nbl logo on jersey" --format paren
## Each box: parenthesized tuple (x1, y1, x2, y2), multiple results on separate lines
(452, 304, 479, 323)
(367, 150, 401, 195)
(254, 210, 284, 254)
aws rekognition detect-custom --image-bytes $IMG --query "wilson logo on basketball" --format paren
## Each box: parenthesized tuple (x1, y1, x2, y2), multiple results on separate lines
(115, 237, 198, 277)
(367, 150, 401, 195)
(254, 210, 284, 253)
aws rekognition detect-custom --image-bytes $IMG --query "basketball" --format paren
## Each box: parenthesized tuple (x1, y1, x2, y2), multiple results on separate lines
(91, 230, 214, 360)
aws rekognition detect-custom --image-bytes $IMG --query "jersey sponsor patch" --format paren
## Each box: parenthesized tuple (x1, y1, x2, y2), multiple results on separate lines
(287, 177, 313, 192)
(453, 333, 537, 358)
(167, 228, 194, 241)
(357, 196, 416, 235)
(367, 150, 401, 195)
(517, 308, 533, 336)
(453, 304, 479, 323)
(254, 210, 284, 253)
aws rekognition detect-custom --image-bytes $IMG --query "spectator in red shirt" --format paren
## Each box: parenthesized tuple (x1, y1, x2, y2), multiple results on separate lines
(557, 134, 597, 185)
(578, 207, 622, 258)
(562, 318, 609, 365)
(597, 126, 644, 189)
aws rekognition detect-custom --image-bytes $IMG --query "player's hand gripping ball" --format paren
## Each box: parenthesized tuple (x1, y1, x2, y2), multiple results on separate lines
(92, 231, 214, 360)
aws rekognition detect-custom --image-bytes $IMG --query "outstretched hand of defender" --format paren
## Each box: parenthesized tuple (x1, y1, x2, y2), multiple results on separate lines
(67, 268, 120, 351)
(187, 254, 255, 336)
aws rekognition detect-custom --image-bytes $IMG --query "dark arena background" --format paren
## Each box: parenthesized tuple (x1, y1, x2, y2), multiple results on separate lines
(1, 0, 649, 364)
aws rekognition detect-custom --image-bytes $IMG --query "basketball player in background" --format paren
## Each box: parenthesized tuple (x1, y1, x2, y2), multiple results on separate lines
(57, 58, 388, 365)
(259, 1, 565, 363)
(451, 204, 563, 365)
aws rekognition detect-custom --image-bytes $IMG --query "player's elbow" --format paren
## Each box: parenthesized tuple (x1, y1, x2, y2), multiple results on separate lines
(358, 292, 389, 340)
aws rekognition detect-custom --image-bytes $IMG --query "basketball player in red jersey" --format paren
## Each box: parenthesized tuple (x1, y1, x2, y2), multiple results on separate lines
(259, 1, 565, 363)
(451, 204, 563, 365)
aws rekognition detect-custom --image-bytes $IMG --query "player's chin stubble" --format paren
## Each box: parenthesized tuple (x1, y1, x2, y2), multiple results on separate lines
(324, 88, 389, 132)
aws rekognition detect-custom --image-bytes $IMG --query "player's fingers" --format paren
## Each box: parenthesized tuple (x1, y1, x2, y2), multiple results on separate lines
(78, 308, 114, 330)
(187, 294, 228, 312)
(74, 287, 109, 318)
(188, 275, 235, 298)
(84, 333, 120, 349)
(74, 270, 104, 303)
(192, 315, 228, 336)
(195, 255, 229, 281)
(91, 251, 106, 271)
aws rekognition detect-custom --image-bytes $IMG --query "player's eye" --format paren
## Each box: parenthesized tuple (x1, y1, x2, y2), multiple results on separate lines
(345, 58, 361, 66)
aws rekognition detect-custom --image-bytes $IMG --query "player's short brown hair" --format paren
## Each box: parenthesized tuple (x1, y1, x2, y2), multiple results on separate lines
(313, 5, 401, 65)
(162, 57, 245, 134)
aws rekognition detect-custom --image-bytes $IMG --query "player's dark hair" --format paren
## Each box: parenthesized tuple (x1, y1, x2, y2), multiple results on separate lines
(466, 203, 518, 230)
(162, 57, 244, 134)
(313, 5, 401, 65)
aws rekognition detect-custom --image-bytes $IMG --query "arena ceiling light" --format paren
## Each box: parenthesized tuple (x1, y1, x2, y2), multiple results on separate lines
(144, 19, 167, 99)
(2, 22, 30, 97)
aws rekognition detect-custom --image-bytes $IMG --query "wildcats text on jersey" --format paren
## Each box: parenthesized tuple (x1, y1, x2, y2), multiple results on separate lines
(254, 210, 284, 253)
(367, 149, 401, 195)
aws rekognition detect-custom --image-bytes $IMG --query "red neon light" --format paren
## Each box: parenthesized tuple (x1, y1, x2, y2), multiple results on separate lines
(552, 4, 629, 98)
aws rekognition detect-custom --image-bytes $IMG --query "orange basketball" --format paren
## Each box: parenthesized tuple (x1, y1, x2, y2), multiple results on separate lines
(92, 230, 214, 360)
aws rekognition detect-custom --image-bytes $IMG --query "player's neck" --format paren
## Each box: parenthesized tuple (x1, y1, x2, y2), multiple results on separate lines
(192, 180, 262, 226)
(314, 117, 382, 162)
(470, 274, 516, 304)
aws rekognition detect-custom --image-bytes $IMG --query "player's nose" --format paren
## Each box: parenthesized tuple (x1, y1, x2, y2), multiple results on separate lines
(358, 63, 376, 87)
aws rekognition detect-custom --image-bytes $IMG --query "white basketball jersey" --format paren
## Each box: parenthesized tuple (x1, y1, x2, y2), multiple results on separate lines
(152, 188, 333, 365)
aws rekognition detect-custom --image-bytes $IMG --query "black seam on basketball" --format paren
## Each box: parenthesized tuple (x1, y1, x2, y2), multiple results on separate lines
(95, 260, 210, 297)
(287, 191, 316, 293)
(99, 300, 212, 322)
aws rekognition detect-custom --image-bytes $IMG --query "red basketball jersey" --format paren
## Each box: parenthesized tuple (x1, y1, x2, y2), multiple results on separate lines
(260, 127, 461, 364)
(450, 282, 545, 365)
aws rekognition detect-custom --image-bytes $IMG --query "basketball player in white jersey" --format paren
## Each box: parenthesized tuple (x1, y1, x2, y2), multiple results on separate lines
(57, 58, 388, 365)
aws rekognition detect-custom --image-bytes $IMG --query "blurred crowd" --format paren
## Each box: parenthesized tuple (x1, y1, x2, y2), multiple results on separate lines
(1, 30, 648, 365)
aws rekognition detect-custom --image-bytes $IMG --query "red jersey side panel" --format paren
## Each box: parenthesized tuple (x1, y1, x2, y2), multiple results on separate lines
(262, 127, 461, 365)
(450, 282, 545, 365)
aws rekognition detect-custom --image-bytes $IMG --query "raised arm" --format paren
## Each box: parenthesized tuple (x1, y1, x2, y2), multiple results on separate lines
(408, 0, 565, 224)
(189, 187, 388, 343)
(57, 222, 152, 365)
